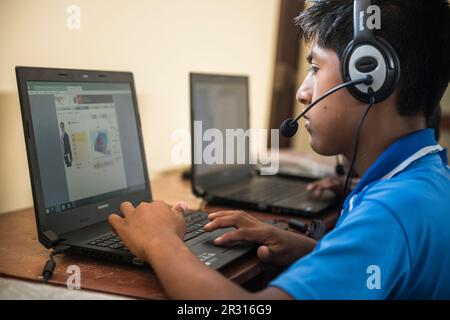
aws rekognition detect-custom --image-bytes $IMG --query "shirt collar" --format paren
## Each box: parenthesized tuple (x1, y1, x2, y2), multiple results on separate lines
(343, 128, 447, 211)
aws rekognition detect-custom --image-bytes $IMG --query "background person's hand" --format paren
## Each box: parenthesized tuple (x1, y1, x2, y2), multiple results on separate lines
(108, 200, 187, 261)
(307, 176, 360, 198)
(204, 210, 316, 266)
(307, 176, 346, 198)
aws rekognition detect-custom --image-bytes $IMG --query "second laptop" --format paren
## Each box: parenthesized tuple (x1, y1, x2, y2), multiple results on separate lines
(190, 73, 337, 216)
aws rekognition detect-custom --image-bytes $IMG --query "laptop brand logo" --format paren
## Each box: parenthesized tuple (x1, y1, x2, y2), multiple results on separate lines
(98, 203, 110, 210)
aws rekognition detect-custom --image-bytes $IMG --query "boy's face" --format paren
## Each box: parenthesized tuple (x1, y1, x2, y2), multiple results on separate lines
(297, 43, 366, 157)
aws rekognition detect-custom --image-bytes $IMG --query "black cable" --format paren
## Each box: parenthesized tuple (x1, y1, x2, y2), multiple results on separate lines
(343, 92, 376, 200)
(286, 218, 326, 240)
(42, 244, 71, 283)
(307, 219, 326, 240)
(335, 155, 345, 176)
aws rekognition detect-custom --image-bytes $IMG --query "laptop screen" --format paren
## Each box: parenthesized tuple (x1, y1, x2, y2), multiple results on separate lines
(190, 74, 251, 179)
(26, 81, 146, 215)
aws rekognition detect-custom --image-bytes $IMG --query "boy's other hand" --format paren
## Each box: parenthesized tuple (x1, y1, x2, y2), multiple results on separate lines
(204, 210, 316, 266)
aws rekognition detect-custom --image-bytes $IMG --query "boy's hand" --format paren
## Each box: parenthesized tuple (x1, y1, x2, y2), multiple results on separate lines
(108, 200, 187, 261)
(204, 210, 316, 266)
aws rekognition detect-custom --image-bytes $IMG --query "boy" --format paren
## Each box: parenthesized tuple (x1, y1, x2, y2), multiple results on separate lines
(109, 0, 450, 299)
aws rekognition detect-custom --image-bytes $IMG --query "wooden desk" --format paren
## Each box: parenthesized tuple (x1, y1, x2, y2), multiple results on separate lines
(0, 170, 339, 299)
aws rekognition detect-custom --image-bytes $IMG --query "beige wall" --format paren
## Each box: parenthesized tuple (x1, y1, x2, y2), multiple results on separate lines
(292, 42, 314, 154)
(0, 0, 280, 214)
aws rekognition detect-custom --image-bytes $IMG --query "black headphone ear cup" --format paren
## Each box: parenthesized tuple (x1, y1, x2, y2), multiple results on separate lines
(341, 38, 400, 104)
(373, 36, 400, 101)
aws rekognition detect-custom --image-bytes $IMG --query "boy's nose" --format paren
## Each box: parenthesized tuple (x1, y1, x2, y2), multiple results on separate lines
(297, 88, 311, 105)
(297, 79, 313, 105)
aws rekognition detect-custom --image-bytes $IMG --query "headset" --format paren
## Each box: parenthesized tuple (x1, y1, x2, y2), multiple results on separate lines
(341, 0, 400, 104)
(281, 0, 401, 198)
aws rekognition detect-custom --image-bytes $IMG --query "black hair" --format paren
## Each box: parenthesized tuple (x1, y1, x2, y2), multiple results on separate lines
(295, 0, 450, 119)
(427, 104, 442, 141)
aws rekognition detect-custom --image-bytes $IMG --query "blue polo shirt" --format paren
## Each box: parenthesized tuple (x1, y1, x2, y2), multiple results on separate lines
(270, 129, 450, 299)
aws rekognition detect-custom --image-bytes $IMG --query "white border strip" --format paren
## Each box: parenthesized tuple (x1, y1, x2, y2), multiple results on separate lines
(381, 145, 443, 180)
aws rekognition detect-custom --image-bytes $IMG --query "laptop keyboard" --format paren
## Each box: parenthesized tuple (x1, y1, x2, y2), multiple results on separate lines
(227, 180, 308, 204)
(183, 212, 209, 241)
(87, 212, 210, 250)
(89, 232, 129, 251)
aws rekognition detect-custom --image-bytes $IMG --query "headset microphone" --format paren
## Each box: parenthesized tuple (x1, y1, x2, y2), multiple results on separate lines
(280, 75, 373, 138)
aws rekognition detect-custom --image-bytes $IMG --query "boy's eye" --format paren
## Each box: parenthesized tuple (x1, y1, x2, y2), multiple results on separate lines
(307, 65, 319, 75)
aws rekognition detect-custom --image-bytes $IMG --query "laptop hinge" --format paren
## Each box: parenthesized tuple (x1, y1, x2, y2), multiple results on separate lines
(204, 193, 215, 202)
(194, 185, 206, 197)
(42, 230, 60, 248)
